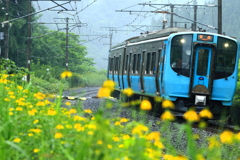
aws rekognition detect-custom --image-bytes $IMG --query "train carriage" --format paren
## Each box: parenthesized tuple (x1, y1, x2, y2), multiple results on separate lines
(108, 27, 239, 118)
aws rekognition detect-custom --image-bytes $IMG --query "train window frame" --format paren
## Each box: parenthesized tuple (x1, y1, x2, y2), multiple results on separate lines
(124, 55, 128, 74)
(132, 54, 137, 74)
(115, 56, 119, 74)
(129, 53, 132, 74)
(146, 53, 151, 75)
(151, 52, 156, 74)
(170, 34, 193, 77)
(136, 53, 141, 74)
(214, 37, 237, 79)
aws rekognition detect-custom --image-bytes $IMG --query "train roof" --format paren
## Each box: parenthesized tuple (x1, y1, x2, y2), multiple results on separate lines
(110, 27, 192, 50)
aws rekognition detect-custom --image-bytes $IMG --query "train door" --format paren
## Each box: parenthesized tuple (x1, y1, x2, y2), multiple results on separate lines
(159, 42, 166, 95)
(142, 52, 156, 95)
(130, 53, 140, 91)
(191, 46, 214, 96)
(113, 56, 120, 89)
(155, 49, 162, 95)
(122, 53, 131, 89)
(108, 56, 114, 81)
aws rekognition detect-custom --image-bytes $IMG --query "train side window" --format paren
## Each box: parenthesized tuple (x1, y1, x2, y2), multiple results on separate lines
(151, 52, 156, 74)
(110, 58, 113, 74)
(137, 54, 141, 74)
(125, 55, 128, 74)
(119, 55, 121, 74)
(146, 53, 151, 74)
(115, 57, 118, 74)
(129, 53, 132, 73)
(132, 54, 137, 74)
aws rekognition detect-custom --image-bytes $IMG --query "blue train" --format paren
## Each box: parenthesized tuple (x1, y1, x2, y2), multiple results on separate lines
(107, 27, 239, 118)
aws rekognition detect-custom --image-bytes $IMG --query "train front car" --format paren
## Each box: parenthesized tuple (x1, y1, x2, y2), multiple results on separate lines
(164, 32, 239, 118)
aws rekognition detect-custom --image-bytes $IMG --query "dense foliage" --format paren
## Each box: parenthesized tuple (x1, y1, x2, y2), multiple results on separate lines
(0, 1, 96, 78)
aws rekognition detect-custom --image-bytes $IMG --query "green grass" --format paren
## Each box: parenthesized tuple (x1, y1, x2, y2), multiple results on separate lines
(1, 73, 240, 160)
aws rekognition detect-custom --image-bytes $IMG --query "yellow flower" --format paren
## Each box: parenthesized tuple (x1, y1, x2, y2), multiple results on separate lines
(140, 100, 152, 110)
(74, 123, 85, 131)
(65, 101, 71, 106)
(120, 118, 129, 123)
(154, 141, 164, 149)
(31, 128, 42, 133)
(163, 154, 175, 160)
(8, 91, 14, 95)
(33, 148, 40, 153)
(36, 101, 45, 106)
(97, 140, 103, 145)
(146, 131, 161, 141)
(17, 86, 23, 90)
(220, 130, 233, 144)
(73, 115, 86, 121)
(54, 132, 63, 139)
(97, 87, 111, 98)
(107, 145, 112, 149)
(60, 71, 73, 78)
(28, 109, 37, 116)
(84, 109, 92, 114)
(199, 109, 213, 119)
(118, 144, 124, 148)
(56, 125, 64, 129)
(4, 98, 10, 101)
(16, 107, 23, 111)
(34, 92, 46, 100)
(9, 112, 13, 115)
(69, 109, 76, 114)
(87, 131, 94, 135)
(114, 121, 121, 126)
(132, 124, 149, 135)
(236, 132, 240, 141)
(103, 80, 115, 90)
(47, 109, 57, 116)
(183, 110, 200, 122)
(13, 138, 21, 143)
(162, 100, 175, 109)
(122, 88, 134, 97)
(122, 135, 130, 140)
(10, 95, 15, 99)
(28, 133, 33, 137)
(33, 120, 39, 124)
(160, 110, 175, 121)
(112, 136, 120, 142)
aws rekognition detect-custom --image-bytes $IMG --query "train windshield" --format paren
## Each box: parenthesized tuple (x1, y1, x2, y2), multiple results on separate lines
(170, 34, 193, 77)
(214, 37, 237, 79)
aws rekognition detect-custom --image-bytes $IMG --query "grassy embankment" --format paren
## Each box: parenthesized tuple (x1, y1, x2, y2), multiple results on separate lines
(0, 70, 240, 160)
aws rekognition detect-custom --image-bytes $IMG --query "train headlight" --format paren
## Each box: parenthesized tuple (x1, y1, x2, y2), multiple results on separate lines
(195, 95, 206, 105)
(180, 39, 185, 43)
(224, 43, 229, 48)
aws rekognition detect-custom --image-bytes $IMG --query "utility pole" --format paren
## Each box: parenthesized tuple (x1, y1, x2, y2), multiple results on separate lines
(66, 17, 69, 71)
(101, 27, 116, 49)
(193, 5, 197, 31)
(218, 0, 222, 34)
(4, 0, 9, 59)
(27, 0, 32, 82)
(170, 4, 174, 28)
